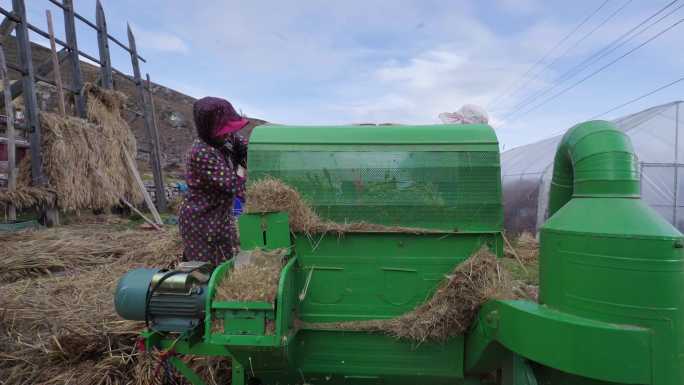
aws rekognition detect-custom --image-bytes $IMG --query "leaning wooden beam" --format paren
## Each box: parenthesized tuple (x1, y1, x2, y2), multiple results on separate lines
(145, 73, 167, 211)
(121, 198, 162, 231)
(46, 10, 66, 116)
(0, 45, 16, 221)
(123, 146, 163, 225)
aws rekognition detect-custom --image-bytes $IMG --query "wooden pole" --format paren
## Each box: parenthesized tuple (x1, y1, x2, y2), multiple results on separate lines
(13, 0, 58, 226)
(145, 73, 166, 210)
(62, 0, 86, 118)
(0, 45, 16, 221)
(46, 10, 66, 116)
(128, 24, 166, 212)
(12, 0, 41, 186)
(95, 0, 113, 89)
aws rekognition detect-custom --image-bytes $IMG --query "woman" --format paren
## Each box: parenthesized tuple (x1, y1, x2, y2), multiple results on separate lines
(179, 97, 249, 264)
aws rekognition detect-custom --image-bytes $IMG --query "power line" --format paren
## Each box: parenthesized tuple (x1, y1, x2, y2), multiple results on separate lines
(507, 16, 684, 121)
(590, 75, 684, 119)
(560, 1, 680, 84)
(520, 0, 633, 100)
(487, 0, 611, 109)
(505, 0, 682, 116)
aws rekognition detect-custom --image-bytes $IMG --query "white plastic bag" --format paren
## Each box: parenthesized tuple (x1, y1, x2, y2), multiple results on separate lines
(439, 104, 489, 124)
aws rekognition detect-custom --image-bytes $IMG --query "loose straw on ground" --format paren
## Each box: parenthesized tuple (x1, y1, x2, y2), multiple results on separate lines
(0, 224, 188, 385)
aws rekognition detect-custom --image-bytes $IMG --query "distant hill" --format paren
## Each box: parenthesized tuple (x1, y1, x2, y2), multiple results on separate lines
(0, 35, 266, 172)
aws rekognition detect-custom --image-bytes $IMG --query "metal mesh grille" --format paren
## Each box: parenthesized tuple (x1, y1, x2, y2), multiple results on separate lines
(249, 149, 502, 231)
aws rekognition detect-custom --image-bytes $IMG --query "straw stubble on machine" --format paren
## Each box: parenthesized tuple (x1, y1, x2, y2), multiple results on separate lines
(115, 121, 684, 385)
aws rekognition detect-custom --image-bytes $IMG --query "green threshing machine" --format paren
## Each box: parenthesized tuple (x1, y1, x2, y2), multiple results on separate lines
(114, 121, 684, 385)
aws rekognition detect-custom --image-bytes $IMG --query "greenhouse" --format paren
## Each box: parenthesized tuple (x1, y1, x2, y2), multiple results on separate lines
(502, 101, 684, 233)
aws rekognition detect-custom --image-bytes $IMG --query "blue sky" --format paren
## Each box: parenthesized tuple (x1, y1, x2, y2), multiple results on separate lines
(13, 0, 684, 149)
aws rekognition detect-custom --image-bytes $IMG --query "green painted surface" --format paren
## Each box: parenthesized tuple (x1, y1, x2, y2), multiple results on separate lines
(238, 212, 291, 251)
(540, 121, 684, 385)
(247, 124, 502, 231)
(202, 232, 504, 383)
(290, 330, 465, 385)
(294, 232, 502, 322)
(547, 120, 640, 217)
(250, 123, 498, 145)
(132, 121, 684, 385)
(466, 300, 652, 384)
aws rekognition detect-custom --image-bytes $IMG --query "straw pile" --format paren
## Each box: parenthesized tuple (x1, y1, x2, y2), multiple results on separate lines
(0, 224, 191, 385)
(245, 177, 442, 235)
(0, 185, 56, 209)
(2, 83, 142, 211)
(303, 247, 513, 343)
(215, 248, 288, 303)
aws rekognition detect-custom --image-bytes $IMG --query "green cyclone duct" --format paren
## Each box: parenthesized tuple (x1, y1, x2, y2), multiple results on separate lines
(540, 120, 684, 384)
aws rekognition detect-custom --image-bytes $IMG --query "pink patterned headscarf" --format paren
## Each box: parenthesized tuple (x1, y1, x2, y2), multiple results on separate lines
(193, 97, 249, 145)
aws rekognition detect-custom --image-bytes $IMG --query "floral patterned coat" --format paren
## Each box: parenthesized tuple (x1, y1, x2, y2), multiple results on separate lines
(179, 135, 247, 264)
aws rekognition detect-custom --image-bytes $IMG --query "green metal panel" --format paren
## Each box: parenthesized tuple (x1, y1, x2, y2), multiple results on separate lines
(250, 123, 498, 145)
(238, 212, 291, 251)
(265, 212, 291, 249)
(294, 232, 502, 322)
(137, 123, 509, 385)
(221, 308, 267, 335)
(247, 124, 502, 231)
(466, 300, 652, 384)
(539, 121, 684, 385)
(291, 330, 465, 385)
(237, 214, 263, 250)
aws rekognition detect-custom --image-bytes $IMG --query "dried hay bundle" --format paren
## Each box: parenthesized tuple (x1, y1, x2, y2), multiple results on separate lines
(83, 83, 127, 125)
(245, 177, 319, 232)
(246, 177, 442, 235)
(0, 226, 183, 385)
(4, 83, 141, 211)
(215, 248, 288, 303)
(303, 247, 512, 343)
(0, 185, 56, 209)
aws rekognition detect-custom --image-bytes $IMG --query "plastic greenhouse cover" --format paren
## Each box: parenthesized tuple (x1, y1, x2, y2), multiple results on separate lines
(502, 101, 684, 233)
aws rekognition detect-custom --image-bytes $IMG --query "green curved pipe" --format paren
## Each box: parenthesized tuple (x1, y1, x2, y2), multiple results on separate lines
(469, 120, 684, 384)
(547, 120, 640, 217)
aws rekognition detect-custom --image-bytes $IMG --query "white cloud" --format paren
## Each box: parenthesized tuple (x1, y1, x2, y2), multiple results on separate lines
(116, 0, 682, 148)
(496, 0, 542, 15)
(130, 24, 189, 54)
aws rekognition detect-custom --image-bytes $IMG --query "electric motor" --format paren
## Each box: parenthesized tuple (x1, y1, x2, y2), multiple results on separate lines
(114, 261, 212, 332)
